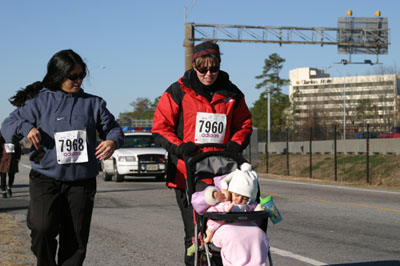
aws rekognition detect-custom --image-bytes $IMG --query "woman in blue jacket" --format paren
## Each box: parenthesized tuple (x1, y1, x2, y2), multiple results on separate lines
(1, 49, 124, 266)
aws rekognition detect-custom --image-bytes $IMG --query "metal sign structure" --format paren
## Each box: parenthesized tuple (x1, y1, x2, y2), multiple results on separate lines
(184, 17, 390, 70)
(337, 17, 389, 55)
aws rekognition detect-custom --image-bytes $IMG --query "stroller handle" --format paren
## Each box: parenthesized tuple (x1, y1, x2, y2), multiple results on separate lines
(196, 143, 226, 149)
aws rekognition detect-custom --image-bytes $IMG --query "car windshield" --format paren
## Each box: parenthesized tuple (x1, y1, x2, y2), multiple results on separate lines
(122, 135, 161, 148)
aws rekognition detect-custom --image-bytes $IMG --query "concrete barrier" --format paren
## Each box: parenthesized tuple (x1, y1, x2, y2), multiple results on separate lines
(259, 138, 400, 155)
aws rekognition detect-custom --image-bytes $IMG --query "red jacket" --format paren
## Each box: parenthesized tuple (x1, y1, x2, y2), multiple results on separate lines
(152, 69, 252, 189)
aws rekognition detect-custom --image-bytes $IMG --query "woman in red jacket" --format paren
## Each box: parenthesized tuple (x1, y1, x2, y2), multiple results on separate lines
(152, 41, 252, 266)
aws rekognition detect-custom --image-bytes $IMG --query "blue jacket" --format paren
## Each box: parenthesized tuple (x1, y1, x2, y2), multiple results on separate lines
(1, 88, 124, 181)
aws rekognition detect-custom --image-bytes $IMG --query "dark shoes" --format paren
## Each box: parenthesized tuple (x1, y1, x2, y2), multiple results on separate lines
(2, 191, 7, 198)
(7, 188, 12, 198)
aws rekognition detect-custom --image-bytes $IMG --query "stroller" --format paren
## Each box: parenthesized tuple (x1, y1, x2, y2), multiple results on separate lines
(185, 144, 273, 266)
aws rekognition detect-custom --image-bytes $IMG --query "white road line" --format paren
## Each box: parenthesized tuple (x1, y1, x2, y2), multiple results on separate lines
(20, 163, 31, 169)
(260, 178, 400, 195)
(270, 246, 328, 266)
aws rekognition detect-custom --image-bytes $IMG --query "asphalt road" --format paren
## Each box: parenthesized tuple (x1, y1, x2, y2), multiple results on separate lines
(260, 178, 400, 266)
(1, 155, 400, 266)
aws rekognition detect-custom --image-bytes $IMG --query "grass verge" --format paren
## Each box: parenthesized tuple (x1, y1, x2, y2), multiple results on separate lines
(253, 153, 400, 189)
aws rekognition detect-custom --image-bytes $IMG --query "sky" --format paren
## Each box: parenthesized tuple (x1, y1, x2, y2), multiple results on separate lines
(1, 0, 399, 124)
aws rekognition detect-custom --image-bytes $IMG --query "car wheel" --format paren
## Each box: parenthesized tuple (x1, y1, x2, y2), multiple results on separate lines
(102, 161, 112, 181)
(103, 167, 112, 181)
(155, 174, 165, 182)
(113, 162, 124, 182)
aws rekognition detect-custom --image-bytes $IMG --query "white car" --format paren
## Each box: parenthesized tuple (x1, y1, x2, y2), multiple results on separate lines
(102, 131, 167, 182)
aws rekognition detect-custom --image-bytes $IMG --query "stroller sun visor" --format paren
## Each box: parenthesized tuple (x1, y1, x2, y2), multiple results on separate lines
(186, 150, 247, 203)
(194, 155, 238, 182)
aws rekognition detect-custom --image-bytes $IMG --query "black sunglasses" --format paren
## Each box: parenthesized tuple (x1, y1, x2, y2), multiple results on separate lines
(196, 66, 219, 74)
(67, 71, 86, 81)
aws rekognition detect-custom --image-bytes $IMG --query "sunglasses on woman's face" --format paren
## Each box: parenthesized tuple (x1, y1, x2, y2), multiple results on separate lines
(67, 71, 86, 81)
(196, 66, 219, 74)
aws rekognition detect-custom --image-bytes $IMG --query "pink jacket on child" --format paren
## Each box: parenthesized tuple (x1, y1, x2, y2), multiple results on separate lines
(191, 174, 269, 266)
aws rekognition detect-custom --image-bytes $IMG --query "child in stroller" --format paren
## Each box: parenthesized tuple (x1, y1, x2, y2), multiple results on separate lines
(191, 163, 270, 266)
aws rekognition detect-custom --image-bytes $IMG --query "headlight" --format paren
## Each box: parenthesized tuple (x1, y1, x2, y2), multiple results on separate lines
(118, 156, 136, 162)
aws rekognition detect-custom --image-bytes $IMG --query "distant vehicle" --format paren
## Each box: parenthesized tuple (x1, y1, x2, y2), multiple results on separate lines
(353, 132, 380, 139)
(379, 127, 400, 138)
(102, 127, 167, 182)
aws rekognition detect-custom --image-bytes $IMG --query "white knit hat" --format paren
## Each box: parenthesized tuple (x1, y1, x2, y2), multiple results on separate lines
(227, 167, 259, 200)
(220, 163, 254, 190)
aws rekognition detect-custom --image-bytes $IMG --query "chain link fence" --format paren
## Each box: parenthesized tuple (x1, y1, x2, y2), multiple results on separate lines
(247, 125, 400, 187)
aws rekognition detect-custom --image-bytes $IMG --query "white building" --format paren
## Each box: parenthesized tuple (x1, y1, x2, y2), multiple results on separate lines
(289, 67, 400, 131)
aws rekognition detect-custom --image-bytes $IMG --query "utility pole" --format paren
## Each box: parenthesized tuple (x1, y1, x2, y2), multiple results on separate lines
(184, 23, 194, 71)
(328, 66, 347, 140)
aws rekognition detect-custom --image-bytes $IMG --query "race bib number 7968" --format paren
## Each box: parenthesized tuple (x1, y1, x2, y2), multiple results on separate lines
(54, 130, 88, 164)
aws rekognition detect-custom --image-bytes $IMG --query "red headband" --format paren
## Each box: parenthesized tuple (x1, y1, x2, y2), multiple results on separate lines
(192, 42, 221, 62)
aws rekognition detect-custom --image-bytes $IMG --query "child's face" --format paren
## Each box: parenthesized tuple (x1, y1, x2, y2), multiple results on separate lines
(231, 192, 249, 204)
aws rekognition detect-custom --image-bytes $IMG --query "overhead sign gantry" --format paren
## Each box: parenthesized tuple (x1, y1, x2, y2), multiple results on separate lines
(183, 11, 390, 70)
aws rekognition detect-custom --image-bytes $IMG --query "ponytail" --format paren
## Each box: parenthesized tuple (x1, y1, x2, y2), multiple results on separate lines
(9, 81, 43, 107)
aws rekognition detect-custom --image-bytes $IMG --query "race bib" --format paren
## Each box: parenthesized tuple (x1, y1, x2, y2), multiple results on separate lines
(54, 130, 88, 164)
(4, 143, 15, 153)
(194, 112, 227, 144)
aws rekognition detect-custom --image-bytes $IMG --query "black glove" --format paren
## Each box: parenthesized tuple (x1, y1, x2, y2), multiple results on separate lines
(225, 141, 241, 153)
(177, 142, 199, 157)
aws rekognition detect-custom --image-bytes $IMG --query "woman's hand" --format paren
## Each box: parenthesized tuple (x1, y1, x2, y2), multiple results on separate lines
(95, 140, 117, 160)
(27, 128, 41, 150)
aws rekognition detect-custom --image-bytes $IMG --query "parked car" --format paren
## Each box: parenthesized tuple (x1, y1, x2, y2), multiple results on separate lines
(379, 127, 400, 138)
(353, 132, 380, 139)
(102, 129, 167, 182)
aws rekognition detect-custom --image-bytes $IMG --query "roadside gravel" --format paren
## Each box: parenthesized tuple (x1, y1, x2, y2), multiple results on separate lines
(0, 211, 34, 266)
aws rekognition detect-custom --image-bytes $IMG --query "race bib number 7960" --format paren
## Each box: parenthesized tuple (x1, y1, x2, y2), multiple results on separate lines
(194, 112, 227, 144)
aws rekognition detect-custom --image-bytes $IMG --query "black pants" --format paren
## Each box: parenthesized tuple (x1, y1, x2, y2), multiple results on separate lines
(0, 172, 15, 191)
(175, 181, 211, 266)
(27, 170, 96, 266)
(175, 188, 195, 266)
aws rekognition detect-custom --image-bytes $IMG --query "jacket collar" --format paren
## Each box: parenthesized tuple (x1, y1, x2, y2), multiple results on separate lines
(41, 88, 84, 97)
(180, 69, 240, 99)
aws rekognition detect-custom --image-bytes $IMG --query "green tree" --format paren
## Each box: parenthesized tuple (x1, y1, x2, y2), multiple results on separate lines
(252, 53, 290, 131)
(130, 97, 153, 119)
(354, 98, 378, 126)
(255, 53, 289, 94)
(118, 97, 160, 125)
(251, 91, 289, 131)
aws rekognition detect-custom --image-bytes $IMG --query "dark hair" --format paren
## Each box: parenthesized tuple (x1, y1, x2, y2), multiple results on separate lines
(193, 54, 220, 70)
(9, 49, 87, 107)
